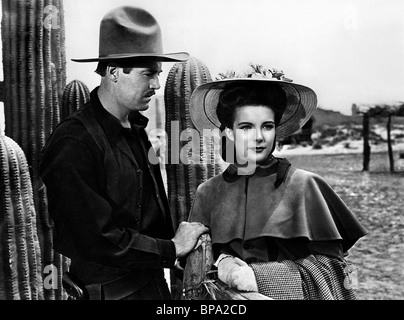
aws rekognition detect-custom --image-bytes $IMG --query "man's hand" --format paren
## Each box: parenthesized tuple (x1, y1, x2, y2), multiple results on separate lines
(171, 221, 209, 258)
(217, 255, 258, 292)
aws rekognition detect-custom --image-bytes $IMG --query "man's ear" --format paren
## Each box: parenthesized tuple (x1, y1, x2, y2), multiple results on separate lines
(106, 65, 119, 83)
(225, 127, 235, 142)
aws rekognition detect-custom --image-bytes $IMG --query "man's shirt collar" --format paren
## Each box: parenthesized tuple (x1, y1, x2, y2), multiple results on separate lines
(89, 87, 150, 144)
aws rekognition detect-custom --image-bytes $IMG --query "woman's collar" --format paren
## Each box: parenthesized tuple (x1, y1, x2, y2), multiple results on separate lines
(223, 156, 279, 182)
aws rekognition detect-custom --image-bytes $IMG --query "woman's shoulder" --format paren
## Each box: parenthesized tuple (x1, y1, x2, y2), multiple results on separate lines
(197, 172, 226, 190)
(287, 166, 325, 184)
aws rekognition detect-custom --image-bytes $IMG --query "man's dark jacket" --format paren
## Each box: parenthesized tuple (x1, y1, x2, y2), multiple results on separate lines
(39, 88, 176, 292)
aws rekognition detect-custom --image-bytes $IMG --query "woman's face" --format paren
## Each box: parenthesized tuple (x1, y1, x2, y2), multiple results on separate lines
(226, 105, 276, 165)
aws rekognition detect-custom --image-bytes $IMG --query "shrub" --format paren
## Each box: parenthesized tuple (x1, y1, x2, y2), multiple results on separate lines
(312, 142, 323, 149)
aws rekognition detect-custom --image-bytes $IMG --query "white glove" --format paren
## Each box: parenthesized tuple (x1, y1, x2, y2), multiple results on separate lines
(228, 265, 258, 292)
(216, 254, 258, 292)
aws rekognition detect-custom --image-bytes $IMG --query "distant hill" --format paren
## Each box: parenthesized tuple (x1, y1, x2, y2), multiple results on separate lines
(312, 108, 404, 129)
(312, 108, 362, 129)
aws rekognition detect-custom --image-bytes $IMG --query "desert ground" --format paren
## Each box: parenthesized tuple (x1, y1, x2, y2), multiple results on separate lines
(276, 141, 404, 300)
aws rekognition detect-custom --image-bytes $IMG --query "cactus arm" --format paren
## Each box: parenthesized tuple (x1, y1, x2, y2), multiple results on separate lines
(182, 61, 194, 220)
(0, 137, 21, 300)
(0, 137, 10, 299)
(164, 64, 180, 222)
(0, 136, 45, 300)
(190, 58, 210, 185)
(51, 64, 60, 129)
(174, 65, 187, 223)
(8, 138, 31, 300)
(60, 80, 90, 120)
(79, 82, 90, 107)
(13, 140, 44, 300)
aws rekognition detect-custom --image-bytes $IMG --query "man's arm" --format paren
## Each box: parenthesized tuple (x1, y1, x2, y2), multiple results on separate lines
(40, 134, 177, 270)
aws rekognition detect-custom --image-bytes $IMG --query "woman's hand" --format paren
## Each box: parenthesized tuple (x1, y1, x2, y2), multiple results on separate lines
(216, 254, 258, 292)
(228, 264, 258, 292)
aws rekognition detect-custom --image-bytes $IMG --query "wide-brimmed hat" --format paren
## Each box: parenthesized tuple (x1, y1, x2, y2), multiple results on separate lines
(72, 6, 189, 63)
(190, 78, 318, 139)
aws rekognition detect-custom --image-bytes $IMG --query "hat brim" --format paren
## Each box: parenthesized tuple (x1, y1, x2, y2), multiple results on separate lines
(189, 78, 318, 139)
(72, 52, 190, 63)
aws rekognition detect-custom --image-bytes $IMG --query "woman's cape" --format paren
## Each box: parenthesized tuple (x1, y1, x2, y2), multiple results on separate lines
(189, 164, 367, 253)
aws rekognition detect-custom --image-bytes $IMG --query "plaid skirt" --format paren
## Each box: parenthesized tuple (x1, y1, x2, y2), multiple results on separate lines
(250, 254, 357, 300)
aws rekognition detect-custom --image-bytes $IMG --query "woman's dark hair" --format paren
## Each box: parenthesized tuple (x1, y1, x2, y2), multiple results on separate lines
(217, 83, 287, 163)
(217, 83, 286, 129)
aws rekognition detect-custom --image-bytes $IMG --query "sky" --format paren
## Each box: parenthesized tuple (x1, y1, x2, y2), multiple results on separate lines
(1, 0, 404, 117)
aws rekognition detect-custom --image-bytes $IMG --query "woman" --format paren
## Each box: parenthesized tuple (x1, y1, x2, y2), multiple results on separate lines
(187, 77, 367, 300)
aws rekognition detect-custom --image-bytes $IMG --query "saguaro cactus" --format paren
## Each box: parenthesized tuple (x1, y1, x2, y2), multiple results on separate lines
(1, 0, 69, 300)
(164, 57, 222, 298)
(164, 57, 222, 226)
(60, 80, 90, 121)
(0, 135, 43, 300)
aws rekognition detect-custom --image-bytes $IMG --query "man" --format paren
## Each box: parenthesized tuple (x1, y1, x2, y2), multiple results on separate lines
(39, 6, 208, 300)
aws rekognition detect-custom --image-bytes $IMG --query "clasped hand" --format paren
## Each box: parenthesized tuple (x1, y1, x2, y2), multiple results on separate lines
(171, 221, 209, 258)
(217, 254, 258, 292)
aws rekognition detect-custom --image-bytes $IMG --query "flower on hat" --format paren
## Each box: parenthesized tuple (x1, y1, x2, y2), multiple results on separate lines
(216, 63, 294, 82)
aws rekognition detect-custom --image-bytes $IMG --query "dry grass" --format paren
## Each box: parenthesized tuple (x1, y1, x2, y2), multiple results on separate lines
(286, 151, 404, 300)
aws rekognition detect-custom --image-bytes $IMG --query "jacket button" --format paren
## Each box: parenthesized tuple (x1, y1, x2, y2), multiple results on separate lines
(136, 202, 141, 208)
(136, 169, 142, 176)
(138, 187, 143, 192)
(134, 218, 140, 225)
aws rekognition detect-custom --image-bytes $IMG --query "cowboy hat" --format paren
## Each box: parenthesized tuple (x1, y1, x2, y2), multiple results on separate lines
(189, 78, 318, 139)
(72, 6, 189, 63)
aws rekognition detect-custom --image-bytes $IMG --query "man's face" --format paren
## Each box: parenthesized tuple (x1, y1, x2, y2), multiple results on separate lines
(115, 60, 162, 112)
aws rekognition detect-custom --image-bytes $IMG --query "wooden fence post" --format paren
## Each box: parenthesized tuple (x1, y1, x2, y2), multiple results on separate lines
(386, 114, 395, 173)
(362, 113, 370, 171)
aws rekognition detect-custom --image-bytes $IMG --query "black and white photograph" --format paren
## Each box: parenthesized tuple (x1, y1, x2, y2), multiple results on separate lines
(0, 0, 403, 310)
